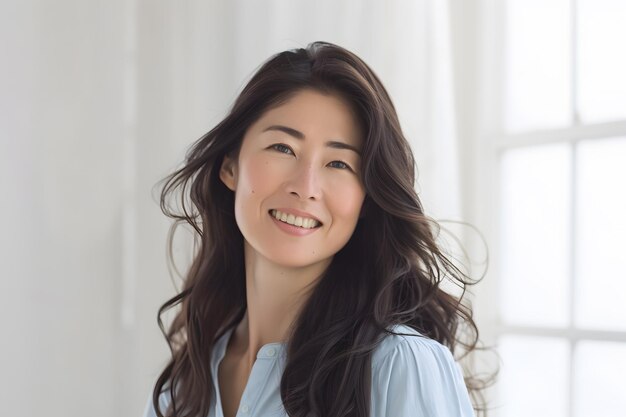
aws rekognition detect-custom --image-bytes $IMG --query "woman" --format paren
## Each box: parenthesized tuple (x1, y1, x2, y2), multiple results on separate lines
(144, 41, 486, 417)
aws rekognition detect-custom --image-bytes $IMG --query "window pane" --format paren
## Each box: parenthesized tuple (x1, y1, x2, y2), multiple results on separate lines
(578, 0, 626, 123)
(500, 144, 571, 326)
(575, 137, 626, 331)
(504, 0, 572, 132)
(573, 341, 626, 417)
(498, 335, 569, 417)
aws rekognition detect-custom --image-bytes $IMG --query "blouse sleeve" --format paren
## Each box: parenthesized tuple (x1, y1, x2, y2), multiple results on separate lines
(141, 389, 171, 417)
(371, 336, 475, 417)
(142, 395, 156, 417)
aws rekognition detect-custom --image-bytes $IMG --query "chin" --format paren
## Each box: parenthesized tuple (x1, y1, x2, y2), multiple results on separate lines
(266, 251, 331, 270)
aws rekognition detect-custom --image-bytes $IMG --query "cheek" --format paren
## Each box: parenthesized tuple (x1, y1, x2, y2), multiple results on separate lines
(238, 156, 281, 196)
(328, 180, 366, 221)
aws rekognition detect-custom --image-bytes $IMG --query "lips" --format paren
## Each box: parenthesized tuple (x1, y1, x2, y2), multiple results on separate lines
(270, 209, 321, 230)
(268, 207, 324, 227)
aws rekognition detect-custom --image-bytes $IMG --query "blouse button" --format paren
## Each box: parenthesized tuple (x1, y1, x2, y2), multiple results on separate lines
(241, 404, 249, 413)
(266, 347, 276, 357)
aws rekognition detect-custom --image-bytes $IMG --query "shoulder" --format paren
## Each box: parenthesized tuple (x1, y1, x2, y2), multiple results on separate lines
(141, 386, 173, 417)
(371, 324, 454, 368)
(371, 324, 463, 388)
(370, 324, 475, 416)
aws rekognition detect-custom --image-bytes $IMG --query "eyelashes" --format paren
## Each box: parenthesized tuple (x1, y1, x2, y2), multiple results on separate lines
(268, 143, 355, 172)
(327, 160, 350, 170)
(271, 143, 293, 155)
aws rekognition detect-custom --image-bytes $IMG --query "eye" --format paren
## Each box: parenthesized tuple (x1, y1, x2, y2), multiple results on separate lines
(269, 143, 294, 155)
(328, 160, 352, 171)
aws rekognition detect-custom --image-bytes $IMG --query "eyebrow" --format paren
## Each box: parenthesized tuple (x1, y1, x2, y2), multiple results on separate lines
(262, 125, 362, 156)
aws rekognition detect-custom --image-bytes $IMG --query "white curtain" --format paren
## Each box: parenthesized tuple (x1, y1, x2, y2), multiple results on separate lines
(0, 1, 460, 416)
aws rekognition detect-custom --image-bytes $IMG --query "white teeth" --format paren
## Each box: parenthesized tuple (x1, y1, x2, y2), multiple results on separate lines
(270, 209, 320, 229)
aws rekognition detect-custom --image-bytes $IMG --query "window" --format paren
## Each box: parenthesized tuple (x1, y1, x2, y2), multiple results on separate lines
(485, 0, 626, 416)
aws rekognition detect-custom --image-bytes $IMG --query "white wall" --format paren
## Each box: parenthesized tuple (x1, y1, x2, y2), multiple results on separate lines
(2, 1, 129, 415)
(0, 1, 470, 415)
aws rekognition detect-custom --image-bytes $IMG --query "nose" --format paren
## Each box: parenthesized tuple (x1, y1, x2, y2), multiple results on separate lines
(285, 161, 322, 201)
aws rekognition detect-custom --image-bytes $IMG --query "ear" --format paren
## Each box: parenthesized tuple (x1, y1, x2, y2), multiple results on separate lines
(219, 154, 238, 191)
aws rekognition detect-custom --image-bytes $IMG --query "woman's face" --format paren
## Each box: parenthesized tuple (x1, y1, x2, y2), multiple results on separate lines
(220, 88, 366, 269)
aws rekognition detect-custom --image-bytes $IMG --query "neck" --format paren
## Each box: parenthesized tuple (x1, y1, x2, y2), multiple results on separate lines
(230, 241, 330, 371)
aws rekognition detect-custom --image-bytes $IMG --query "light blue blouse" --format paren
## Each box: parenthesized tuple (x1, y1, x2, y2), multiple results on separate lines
(142, 324, 475, 417)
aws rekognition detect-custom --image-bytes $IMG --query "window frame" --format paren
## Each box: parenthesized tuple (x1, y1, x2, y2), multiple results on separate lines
(454, 0, 626, 414)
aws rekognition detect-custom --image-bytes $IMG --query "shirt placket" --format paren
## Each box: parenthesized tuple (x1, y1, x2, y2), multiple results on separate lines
(235, 345, 280, 416)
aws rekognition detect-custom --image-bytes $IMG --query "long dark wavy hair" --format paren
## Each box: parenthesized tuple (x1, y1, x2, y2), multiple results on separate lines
(152, 41, 492, 417)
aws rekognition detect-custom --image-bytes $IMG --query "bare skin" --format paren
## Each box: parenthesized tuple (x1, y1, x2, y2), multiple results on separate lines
(217, 89, 365, 416)
(217, 248, 325, 417)
(217, 332, 249, 417)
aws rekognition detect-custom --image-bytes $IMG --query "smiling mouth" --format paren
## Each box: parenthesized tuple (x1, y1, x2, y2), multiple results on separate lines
(269, 209, 322, 229)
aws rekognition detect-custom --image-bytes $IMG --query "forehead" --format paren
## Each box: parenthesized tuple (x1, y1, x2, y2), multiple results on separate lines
(249, 89, 363, 147)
